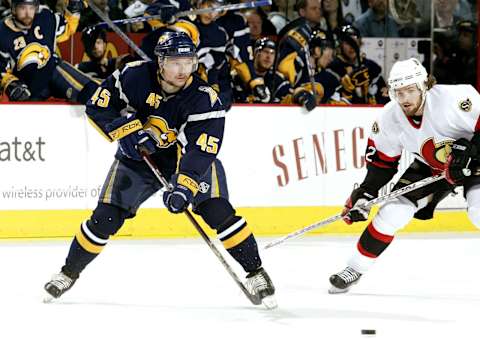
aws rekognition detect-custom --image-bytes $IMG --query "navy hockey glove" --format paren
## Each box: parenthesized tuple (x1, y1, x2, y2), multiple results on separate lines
(251, 81, 271, 103)
(294, 90, 316, 112)
(106, 115, 157, 161)
(6, 80, 31, 101)
(445, 138, 475, 184)
(66, 0, 87, 13)
(145, 2, 178, 24)
(163, 174, 199, 213)
(342, 187, 377, 225)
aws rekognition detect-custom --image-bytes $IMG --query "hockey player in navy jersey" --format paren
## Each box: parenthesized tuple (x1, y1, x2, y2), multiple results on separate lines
(0, 0, 98, 103)
(328, 25, 388, 104)
(43, 32, 276, 309)
(329, 58, 480, 293)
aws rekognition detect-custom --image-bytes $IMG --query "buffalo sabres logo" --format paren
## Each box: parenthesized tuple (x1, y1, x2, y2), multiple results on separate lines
(372, 121, 379, 134)
(143, 116, 178, 148)
(459, 98, 472, 112)
(17, 42, 51, 70)
(420, 138, 453, 171)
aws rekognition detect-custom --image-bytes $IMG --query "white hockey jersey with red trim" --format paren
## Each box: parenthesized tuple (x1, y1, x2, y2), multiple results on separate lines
(367, 84, 480, 172)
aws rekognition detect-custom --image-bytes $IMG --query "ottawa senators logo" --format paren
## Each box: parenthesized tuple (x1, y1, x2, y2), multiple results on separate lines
(420, 138, 453, 171)
(143, 116, 178, 148)
(459, 98, 472, 112)
(17, 43, 51, 70)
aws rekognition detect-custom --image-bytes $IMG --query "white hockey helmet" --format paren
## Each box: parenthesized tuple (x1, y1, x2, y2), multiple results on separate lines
(388, 58, 428, 101)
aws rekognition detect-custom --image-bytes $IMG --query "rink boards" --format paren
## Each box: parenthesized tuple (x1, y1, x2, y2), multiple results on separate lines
(0, 103, 476, 238)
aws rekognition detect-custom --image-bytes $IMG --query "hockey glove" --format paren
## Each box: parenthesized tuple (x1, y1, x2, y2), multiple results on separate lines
(294, 90, 316, 112)
(66, 0, 87, 13)
(251, 82, 271, 103)
(106, 115, 157, 161)
(445, 138, 476, 184)
(342, 187, 377, 225)
(145, 2, 178, 24)
(163, 174, 199, 213)
(5, 80, 31, 101)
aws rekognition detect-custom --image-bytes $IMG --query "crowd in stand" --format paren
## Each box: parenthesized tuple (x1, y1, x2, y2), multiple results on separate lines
(0, 0, 477, 107)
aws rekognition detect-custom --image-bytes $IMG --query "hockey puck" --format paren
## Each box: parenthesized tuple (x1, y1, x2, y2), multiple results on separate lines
(361, 329, 376, 335)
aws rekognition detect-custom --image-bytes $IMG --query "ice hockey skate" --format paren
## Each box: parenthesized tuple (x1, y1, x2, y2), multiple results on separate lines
(43, 271, 77, 302)
(329, 266, 362, 294)
(246, 267, 277, 309)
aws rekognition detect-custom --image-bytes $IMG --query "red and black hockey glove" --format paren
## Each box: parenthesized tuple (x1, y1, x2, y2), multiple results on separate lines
(445, 138, 476, 184)
(342, 187, 377, 225)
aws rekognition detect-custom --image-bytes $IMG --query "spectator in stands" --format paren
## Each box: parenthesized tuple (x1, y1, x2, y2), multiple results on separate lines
(79, 0, 126, 31)
(432, 31, 456, 83)
(434, 0, 461, 30)
(353, 0, 399, 37)
(278, 0, 323, 40)
(77, 28, 134, 79)
(329, 25, 389, 104)
(322, 0, 344, 35)
(233, 38, 296, 105)
(245, 9, 277, 42)
(450, 20, 477, 85)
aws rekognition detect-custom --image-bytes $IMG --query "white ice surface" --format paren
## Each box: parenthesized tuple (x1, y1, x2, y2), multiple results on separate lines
(1, 234, 479, 340)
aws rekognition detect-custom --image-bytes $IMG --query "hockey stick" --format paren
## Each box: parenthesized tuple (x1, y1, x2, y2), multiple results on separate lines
(140, 150, 262, 306)
(264, 173, 446, 249)
(86, 0, 272, 31)
(303, 44, 318, 104)
(88, 0, 152, 61)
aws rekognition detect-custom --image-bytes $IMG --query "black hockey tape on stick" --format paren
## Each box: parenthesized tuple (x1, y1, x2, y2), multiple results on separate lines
(86, 0, 272, 31)
(264, 173, 446, 249)
(139, 148, 262, 306)
(87, 0, 152, 61)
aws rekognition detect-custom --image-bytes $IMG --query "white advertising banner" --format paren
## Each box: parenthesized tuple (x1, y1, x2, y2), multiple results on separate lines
(0, 104, 466, 211)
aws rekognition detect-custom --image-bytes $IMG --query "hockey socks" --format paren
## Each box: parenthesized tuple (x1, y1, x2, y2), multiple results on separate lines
(63, 220, 109, 276)
(357, 222, 394, 259)
(217, 217, 262, 273)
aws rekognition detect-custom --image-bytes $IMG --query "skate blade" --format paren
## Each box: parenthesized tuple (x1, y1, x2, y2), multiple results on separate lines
(262, 295, 278, 310)
(328, 285, 350, 294)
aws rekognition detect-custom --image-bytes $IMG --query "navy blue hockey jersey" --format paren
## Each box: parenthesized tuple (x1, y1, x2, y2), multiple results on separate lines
(86, 60, 226, 182)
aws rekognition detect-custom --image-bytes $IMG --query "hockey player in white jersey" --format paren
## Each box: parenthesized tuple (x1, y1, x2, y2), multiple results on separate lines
(329, 58, 480, 293)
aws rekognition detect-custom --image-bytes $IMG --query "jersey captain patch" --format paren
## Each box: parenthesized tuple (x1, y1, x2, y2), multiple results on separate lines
(459, 98, 472, 112)
(372, 121, 379, 134)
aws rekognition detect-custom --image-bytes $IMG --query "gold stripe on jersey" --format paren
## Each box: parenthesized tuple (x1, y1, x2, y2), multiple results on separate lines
(278, 52, 298, 86)
(222, 225, 252, 249)
(17, 43, 51, 70)
(75, 228, 105, 254)
(211, 161, 220, 198)
(87, 116, 112, 142)
(4, 16, 23, 32)
(232, 60, 252, 85)
(102, 160, 120, 204)
(56, 65, 83, 90)
(57, 12, 80, 43)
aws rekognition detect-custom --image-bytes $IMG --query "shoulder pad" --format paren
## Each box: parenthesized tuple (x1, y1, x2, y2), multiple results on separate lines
(198, 85, 219, 108)
(286, 29, 308, 48)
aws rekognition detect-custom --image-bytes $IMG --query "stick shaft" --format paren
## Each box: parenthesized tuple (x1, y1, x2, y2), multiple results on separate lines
(264, 174, 446, 249)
